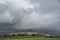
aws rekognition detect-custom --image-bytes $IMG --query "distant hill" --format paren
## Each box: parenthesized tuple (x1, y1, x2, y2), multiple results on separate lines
(0, 28, 60, 36)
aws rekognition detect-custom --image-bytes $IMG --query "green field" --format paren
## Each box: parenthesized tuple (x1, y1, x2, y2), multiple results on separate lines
(0, 36, 60, 40)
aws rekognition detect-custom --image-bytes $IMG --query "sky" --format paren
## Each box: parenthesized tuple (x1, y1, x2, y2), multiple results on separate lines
(0, 0, 60, 32)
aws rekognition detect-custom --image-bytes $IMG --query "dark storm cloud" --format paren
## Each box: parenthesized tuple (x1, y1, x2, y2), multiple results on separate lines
(0, 0, 60, 32)
(0, 23, 16, 32)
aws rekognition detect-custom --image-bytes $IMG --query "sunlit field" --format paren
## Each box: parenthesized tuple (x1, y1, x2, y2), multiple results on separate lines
(0, 36, 60, 40)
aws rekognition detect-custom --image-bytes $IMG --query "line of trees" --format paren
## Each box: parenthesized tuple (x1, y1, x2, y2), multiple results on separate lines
(0, 32, 60, 38)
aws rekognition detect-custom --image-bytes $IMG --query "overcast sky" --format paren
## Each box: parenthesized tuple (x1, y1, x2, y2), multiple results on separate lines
(0, 0, 60, 32)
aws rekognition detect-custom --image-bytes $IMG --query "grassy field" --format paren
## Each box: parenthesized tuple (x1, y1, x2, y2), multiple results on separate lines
(0, 36, 60, 40)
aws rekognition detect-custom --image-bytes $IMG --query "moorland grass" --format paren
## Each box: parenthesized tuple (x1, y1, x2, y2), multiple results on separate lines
(0, 36, 60, 40)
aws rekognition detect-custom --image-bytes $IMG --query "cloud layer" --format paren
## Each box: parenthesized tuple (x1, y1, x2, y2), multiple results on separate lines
(0, 0, 60, 32)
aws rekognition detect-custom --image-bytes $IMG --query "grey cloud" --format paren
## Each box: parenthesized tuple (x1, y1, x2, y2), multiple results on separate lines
(0, 0, 60, 32)
(0, 4, 8, 13)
